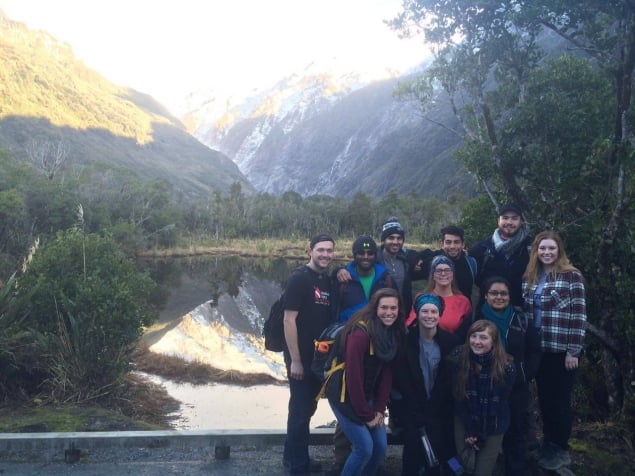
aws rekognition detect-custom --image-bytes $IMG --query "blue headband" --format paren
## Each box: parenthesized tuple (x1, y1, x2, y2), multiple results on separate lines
(414, 293, 444, 316)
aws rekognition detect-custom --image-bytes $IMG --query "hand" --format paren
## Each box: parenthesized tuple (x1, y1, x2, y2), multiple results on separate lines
(289, 361, 304, 380)
(465, 436, 480, 451)
(366, 412, 384, 429)
(336, 268, 352, 283)
(414, 259, 423, 272)
(565, 355, 579, 371)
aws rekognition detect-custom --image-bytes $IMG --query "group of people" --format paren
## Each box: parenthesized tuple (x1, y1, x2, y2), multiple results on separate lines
(279, 204, 587, 476)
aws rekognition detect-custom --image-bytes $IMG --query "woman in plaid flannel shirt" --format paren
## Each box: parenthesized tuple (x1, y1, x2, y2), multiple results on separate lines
(522, 231, 586, 471)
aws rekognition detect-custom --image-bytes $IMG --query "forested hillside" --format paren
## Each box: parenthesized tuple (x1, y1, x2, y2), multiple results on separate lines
(0, 11, 251, 199)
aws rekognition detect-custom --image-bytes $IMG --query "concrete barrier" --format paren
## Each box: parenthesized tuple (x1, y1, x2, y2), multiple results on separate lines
(0, 428, 402, 460)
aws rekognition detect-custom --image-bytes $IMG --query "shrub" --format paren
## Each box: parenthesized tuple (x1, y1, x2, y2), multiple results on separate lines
(13, 229, 157, 401)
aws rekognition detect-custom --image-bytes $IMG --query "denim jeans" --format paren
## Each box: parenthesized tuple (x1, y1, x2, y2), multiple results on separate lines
(330, 401, 387, 476)
(283, 370, 322, 474)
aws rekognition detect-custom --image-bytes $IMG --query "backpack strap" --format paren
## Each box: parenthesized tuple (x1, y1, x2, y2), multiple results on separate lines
(314, 321, 373, 403)
(513, 306, 529, 332)
(466, 255, 478, 281)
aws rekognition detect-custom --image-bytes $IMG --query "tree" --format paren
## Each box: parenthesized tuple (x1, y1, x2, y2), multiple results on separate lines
(13, 229, 157, 401)
(25, 139, 69, 181)
(392, 0, 635, 414)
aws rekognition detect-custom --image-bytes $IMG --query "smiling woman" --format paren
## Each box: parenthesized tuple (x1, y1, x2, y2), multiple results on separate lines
(476, 275, 542, 475)
(326, 287, 404, 474)
(451, 320, 516, 475)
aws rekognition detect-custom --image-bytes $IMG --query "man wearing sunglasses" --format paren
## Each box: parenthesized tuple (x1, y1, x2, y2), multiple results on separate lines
(334, 235, 396, 323)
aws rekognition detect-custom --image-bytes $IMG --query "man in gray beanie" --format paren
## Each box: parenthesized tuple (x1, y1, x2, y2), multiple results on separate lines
(376, 217, 425, 313)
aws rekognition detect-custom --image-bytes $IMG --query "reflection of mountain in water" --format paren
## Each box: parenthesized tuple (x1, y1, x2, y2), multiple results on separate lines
(150, 273, 287, 380)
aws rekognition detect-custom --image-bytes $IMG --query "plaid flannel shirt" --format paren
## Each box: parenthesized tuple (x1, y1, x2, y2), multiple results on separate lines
(522, 270, 586, 357)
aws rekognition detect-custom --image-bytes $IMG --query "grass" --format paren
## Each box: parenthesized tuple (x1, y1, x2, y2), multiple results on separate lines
(0, 373, 179, 432)
(137, 237, 433, 261)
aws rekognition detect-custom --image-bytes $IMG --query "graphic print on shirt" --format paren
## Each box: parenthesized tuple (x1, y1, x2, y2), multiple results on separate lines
(314, 286, 331, 307)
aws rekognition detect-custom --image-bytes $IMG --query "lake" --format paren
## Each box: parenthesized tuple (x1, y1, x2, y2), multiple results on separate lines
(138, 256, 335, 430)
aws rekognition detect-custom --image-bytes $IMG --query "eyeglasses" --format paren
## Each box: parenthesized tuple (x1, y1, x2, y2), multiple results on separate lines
(434, 268, 453, 275)
(487, 291, 509, 297)
(356, 251, 375, 256)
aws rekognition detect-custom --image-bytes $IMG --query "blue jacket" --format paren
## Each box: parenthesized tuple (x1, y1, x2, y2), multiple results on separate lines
(335, 261, 395, 323)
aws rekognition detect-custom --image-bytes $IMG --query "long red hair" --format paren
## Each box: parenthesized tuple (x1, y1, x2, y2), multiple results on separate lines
(524, 231, 580, 288)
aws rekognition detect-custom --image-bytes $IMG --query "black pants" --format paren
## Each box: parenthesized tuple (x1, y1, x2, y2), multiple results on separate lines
(503, 383, 529, 476)
(536, 352, 576, 450)
(401, 415, 454, 476)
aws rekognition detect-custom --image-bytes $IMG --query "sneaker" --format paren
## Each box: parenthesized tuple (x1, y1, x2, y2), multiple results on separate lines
(531, 442, 549, 461)
(538, 442, 570, 470)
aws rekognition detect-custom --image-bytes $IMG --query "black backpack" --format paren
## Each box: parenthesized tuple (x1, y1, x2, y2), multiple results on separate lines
(262, 266, 309, 352)
(310, 321, 348, 381)
(313, 321, 372, 401)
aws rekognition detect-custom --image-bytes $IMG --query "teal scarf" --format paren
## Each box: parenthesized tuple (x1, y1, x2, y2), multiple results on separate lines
(480, 302, 513, 350)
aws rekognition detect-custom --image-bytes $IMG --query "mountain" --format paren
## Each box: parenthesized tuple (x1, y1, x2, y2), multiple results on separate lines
(0, 11, 252, 198)
(183, 64, 473, 198)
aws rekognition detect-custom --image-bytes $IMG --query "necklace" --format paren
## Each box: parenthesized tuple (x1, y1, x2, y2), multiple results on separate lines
(383, 251, 397, 273)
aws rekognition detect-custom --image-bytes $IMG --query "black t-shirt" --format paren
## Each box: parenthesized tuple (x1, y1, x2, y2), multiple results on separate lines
(283, 265, 334, 364)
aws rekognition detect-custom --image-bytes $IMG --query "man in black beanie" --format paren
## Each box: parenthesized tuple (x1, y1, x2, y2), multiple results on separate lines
(334, 235, 396, 323)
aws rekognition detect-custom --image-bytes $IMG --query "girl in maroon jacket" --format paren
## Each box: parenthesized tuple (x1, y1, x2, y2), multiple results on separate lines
(328, 288, 405, 476)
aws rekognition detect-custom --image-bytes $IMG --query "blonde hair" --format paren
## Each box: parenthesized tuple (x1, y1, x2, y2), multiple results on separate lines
(524, 231, 580, 288)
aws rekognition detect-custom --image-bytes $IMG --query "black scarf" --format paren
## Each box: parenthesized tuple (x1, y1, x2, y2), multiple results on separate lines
(466, 350, 501, 439)
(370, 323, 398, 362)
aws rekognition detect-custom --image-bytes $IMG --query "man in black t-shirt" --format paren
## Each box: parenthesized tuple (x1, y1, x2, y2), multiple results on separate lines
(283, 233, 335, 475)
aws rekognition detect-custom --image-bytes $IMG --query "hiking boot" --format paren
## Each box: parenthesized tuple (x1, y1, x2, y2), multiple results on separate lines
(538, 442, 570, 470)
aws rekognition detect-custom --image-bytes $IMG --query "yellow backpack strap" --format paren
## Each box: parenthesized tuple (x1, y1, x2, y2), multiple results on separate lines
(315, 360, 345, 401)
(340, 370, 347, 403)
(356, 321, 374, 355)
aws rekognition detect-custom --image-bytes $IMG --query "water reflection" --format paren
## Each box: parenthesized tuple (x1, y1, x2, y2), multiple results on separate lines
(139, 256, 305, 328)
(135, 256, 337, 429)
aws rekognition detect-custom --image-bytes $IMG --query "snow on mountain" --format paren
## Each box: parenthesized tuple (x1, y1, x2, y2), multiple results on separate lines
(150, 296, 287, 381)
(181, 60, 421, 172)
(177, 58, 475, 199)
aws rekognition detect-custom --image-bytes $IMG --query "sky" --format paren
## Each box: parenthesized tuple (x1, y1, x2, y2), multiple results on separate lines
(0, 0, 427, 112)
